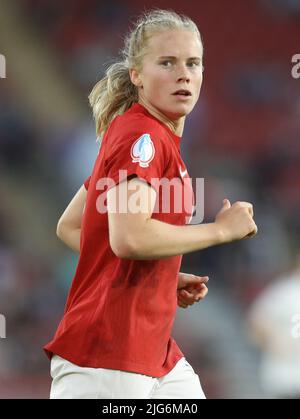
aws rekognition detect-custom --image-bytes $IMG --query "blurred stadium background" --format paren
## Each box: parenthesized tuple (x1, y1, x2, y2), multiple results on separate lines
(0, 0, 300, 398)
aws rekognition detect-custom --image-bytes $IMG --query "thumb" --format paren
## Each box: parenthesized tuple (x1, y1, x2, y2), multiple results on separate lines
(179, 273, 208, 288)
(188, 275, 209, 287)
(223, 198, 231, 207)
(195, 275, 209, 284)
(219, 198, 231, 214)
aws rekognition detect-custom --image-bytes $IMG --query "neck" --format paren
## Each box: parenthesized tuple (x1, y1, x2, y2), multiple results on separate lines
(138, 98, 185, 137)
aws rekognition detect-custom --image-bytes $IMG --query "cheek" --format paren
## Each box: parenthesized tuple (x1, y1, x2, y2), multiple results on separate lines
(197, 73, 203, 89)
(143, 69, 171, 95)
(194, 74, 203, 96)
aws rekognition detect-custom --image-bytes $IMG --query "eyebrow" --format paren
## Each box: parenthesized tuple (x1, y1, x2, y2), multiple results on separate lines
(158, 56, 202, 60)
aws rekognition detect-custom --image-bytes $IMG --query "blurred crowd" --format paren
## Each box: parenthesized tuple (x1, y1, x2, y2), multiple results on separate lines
(0, 0, 299, 398)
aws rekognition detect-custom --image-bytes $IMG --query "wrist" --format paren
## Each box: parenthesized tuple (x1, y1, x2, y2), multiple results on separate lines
(177, 272, 183, 289)
(212, 222, 228, 245)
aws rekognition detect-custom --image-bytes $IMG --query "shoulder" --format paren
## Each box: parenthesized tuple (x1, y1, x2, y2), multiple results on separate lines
(107, 110, 168, 151)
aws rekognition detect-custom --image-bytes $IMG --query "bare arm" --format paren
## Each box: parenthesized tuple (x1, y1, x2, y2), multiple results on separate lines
(107, 177, 258, 260)
(56, 185, 87, 252)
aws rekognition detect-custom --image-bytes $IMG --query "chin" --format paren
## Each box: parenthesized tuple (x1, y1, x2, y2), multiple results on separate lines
(166, 105, 192, 119)
(154, 101, 192, 120)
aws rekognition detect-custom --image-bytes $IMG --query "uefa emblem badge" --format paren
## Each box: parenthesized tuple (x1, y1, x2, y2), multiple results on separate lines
(131, 134, 155, 168)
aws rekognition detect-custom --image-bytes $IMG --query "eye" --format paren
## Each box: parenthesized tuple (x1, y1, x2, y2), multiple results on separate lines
(187, 61, 200, 68)
(160, 60, 173, 67)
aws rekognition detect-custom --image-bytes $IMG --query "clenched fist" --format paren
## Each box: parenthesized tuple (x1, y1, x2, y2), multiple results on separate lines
(215, 199, 258, 243)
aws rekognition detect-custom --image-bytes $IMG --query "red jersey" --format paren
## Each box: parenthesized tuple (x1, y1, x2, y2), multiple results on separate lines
(44, 103, 194, 377)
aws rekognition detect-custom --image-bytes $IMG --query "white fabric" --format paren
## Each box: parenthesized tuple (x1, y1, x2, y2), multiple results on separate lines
(50, 355, 206, 399)
(249, 273, 300, 396)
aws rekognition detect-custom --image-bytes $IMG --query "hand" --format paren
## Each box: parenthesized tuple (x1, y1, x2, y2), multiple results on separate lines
(215, 199, 258, 243)
(177, 272, 209, 309)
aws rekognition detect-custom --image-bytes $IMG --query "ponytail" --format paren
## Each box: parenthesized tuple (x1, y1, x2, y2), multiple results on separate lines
(89, 62, 137, 138)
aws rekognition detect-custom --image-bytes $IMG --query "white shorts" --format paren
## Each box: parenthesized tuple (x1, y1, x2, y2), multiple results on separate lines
(50, 355, 206, 399)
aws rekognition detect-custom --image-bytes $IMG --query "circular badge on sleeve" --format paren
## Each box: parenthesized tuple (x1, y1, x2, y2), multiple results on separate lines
(130, 134, 155, 168)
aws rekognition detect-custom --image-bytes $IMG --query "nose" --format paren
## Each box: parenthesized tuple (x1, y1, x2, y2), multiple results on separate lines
(176, 64, 190, 83)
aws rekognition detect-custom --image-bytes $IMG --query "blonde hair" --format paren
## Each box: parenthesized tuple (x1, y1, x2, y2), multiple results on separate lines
(89, 9, 203, 138)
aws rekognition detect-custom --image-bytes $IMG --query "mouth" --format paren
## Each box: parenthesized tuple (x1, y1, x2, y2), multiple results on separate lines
(172, 89, 192, 97)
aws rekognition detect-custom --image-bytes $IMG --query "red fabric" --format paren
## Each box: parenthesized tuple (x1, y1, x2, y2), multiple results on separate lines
(44, 103, 194, 377)
(83, 176, 91, 190)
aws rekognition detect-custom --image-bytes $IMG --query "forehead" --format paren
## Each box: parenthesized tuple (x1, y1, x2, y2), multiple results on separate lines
(146, 29, 203, 58)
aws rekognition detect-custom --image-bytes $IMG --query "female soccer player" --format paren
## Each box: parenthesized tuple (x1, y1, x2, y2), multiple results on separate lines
(44, 9, 257, 399)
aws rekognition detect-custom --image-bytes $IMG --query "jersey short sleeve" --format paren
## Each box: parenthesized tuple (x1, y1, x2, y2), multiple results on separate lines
(83, 176, 91, 190)
(104, 119, 168, 194)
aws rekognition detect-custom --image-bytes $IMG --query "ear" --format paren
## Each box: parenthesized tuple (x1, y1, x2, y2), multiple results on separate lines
(129, 68, 143, 88)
